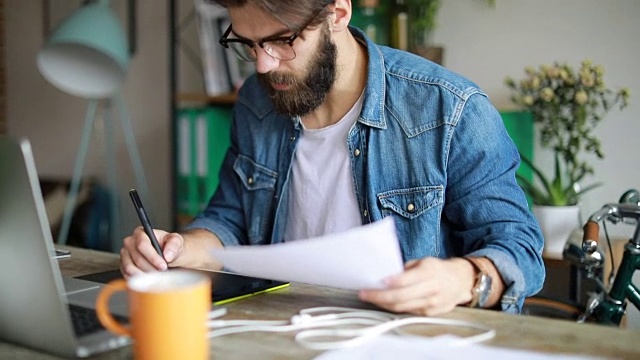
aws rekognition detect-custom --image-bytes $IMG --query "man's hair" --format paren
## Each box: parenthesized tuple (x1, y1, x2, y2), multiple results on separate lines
(210, 0, 336, 31)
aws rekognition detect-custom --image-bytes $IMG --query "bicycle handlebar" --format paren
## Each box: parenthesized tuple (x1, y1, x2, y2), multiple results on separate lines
(582, 201, 640, 253)
(574, 190, 640, 325)
(582, 221, 600, 254)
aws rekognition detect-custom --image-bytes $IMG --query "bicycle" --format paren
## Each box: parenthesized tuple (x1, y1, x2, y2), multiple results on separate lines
(522, 189, 640, 326)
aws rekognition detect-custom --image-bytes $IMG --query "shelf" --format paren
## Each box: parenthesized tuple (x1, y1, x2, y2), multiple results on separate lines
(175, 92, 237, 106)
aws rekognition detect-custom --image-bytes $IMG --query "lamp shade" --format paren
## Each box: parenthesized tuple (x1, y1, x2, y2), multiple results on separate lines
(37, 0, 129, 99)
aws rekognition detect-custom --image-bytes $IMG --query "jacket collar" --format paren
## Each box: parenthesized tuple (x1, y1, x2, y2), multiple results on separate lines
(349, 26, 387, 130)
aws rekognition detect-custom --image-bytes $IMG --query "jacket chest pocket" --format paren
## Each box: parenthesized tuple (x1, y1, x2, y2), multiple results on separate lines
(233, 155, 278, 241)
(378, 186, 444, 258)
(378, 186, 443, 218)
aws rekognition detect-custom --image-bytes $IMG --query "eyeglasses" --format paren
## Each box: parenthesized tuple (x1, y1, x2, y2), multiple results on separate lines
(219, 10, 322, 62)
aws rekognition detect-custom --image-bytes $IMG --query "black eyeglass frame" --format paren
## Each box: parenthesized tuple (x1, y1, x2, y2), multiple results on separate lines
(218, 8, 324, 62)
(219, 25, 302, 61)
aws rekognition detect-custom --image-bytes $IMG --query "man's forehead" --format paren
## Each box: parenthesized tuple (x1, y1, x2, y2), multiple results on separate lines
(227, 6, 292, 40)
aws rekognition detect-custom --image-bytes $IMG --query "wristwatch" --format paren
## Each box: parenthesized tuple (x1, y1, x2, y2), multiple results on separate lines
(465, 257, 492, 308)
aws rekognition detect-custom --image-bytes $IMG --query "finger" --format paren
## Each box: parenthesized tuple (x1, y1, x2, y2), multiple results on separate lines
(359, 270, 441, 311)
(384, 262, 435, 289)
(360, 282, 453, 316)
(378, 296, 454, 317)
(160, 232, 183, 263)
(388, 286, 448, 314)
(121, 233, 153, 274)
(360, 280, 435, 306)
(130, 227, 168, 271)
(119, 247, 144, 278)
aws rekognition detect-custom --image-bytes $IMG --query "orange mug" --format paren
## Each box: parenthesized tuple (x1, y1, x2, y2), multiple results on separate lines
(96, 270, 211, 360)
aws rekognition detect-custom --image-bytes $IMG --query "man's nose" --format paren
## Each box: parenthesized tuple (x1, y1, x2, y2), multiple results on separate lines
(254, 47, 280, 74)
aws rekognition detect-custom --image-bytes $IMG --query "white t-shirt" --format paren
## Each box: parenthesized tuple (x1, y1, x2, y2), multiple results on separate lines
(284, 95, 364, 241)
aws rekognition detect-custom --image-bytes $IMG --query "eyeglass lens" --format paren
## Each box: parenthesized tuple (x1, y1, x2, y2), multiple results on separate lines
(227, 39, 296, 62)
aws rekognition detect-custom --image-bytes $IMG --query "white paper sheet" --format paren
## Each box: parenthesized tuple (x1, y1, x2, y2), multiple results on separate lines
(314, 335, 604, 360)
(210, 217, 403, 290)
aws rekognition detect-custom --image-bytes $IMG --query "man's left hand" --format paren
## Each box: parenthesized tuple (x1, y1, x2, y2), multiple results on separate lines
(358, 257, 477, 316)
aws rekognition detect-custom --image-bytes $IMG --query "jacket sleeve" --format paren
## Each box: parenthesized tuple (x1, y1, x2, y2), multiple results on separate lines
(444, 93, 545, 313)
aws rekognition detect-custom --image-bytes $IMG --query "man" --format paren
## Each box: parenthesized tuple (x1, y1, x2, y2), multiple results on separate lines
(121, 0, 544, 316)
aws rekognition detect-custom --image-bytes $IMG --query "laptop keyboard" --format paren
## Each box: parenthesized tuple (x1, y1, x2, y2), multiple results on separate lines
(68, 304, 128, 337)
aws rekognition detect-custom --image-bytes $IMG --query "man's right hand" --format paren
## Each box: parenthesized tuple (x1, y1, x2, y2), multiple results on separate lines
(120, 226, 185, 278)
(119, 227, 224, 278)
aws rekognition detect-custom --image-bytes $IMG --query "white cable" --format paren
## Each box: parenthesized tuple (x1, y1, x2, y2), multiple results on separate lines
(295, 316, 496, 350)
(206, 306, 396, 337)
(297, 307, 397, 322)
(206, 306, 496, 350)
(207, 307, 228, 320)
(208, 316, 383, 338)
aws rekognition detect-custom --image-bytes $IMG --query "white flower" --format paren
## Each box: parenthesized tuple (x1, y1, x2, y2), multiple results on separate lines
(541, 87, 554, 102)
(531, 76, 541, 89)
(574, 90, 588, 105)
(581, 74, 595, 87)
(546, 66, 560, 79)
(522, 95, 534, 106)
(581, 59, 593, 68)
(594, 65, 604, 76)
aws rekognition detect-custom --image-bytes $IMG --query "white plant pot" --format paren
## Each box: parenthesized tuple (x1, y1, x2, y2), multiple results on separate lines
(533, 205, 581, 260)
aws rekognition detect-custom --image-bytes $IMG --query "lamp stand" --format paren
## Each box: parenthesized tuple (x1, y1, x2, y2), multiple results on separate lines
(57, 92, 149, 249)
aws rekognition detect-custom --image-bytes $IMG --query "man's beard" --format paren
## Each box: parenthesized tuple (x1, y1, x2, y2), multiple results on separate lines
(257, 28, 337, 117)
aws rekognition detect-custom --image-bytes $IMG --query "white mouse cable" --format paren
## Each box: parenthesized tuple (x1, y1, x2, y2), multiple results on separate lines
(295, 316, 496, 350)
(206, 306, 496, 350)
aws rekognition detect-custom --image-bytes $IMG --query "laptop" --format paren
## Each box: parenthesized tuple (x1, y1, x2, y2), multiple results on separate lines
(0, 136, 289, 357)
(0, 137, 132, 357)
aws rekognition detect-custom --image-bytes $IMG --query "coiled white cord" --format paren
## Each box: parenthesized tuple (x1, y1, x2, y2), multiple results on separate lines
(206, 306, 495, 350)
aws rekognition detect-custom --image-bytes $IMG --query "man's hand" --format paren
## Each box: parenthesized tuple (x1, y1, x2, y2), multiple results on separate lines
(120, 226, 185, 277)
(119, 227, 224, 278)
(358, 257, 498, 316)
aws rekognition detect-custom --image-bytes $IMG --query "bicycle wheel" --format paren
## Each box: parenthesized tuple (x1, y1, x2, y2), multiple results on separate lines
(522, 297, 583, 321)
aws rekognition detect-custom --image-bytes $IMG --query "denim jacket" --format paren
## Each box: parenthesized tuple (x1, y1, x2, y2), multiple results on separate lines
(187, 27, 545, 313)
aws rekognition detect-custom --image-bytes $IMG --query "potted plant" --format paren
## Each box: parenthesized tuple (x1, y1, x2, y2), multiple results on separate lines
(505, 60, 630, 258)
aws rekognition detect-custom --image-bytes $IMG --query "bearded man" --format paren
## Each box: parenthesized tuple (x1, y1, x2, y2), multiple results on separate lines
(120, 0, 544, 316)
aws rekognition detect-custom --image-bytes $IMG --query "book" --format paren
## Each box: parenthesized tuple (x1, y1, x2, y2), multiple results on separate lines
(177, 103, 233, 218)
(176, 108, 198, 216)
(196, 106, 233, 211)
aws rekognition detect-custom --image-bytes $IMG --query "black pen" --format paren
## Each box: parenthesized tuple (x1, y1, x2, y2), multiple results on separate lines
(129, 189, 166, 263)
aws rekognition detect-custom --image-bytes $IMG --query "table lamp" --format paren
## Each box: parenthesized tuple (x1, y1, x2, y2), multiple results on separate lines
(36, 0, 148, 248)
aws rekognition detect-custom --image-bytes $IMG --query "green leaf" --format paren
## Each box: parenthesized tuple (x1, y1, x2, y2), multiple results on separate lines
(516, 152, 584, 206)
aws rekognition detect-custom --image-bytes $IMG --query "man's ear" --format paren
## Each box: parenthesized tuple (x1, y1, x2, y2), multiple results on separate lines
(329, 0, 352, 32)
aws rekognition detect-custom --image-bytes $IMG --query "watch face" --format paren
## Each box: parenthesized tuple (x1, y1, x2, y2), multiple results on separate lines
(477, 274, 493, 308)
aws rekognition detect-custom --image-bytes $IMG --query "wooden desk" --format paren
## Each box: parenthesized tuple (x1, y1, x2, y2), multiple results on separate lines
(2, 247, 639, 359)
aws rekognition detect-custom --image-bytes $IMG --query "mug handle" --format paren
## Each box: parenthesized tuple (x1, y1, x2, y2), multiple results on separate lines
(96, 279, 131, 336)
